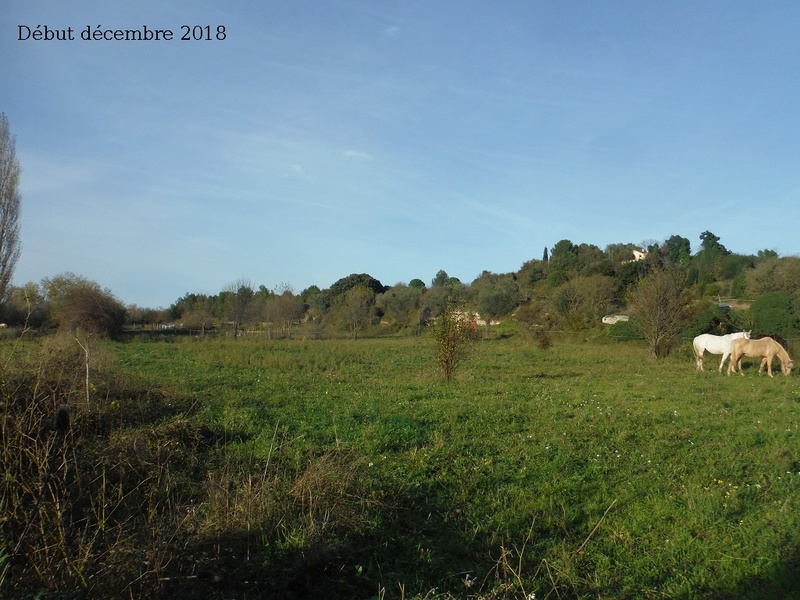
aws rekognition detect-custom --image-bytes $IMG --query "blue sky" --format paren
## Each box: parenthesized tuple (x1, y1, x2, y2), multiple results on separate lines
(3, 1, 800, 308)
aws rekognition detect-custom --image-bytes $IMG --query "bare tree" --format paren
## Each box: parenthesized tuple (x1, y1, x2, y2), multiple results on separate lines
(0, 114, 22, 301)
(269, 287, 305, 338)
(340, 285, 375, 339)
(223, 278, 255, 338)
(627, 267, 696, 358)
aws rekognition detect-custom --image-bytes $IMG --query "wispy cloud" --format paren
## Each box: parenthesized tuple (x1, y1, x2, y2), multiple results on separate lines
(344, 150, 373, 161)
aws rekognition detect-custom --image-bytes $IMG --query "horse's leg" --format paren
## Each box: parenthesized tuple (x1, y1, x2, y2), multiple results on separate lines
(718, 352, 728, 373)
(694, 346, 704, 371)
(758, 356, 774, 376)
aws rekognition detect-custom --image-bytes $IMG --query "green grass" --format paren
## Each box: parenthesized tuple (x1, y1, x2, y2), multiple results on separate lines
(106, 334, 800, 599)
(4, 332, 798, 598)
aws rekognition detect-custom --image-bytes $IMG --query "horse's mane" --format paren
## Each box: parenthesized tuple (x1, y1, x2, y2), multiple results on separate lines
(773, 340, 791, 362)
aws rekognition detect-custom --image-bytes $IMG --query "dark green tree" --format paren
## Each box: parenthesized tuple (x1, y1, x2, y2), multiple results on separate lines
(699, 231, 729, 255)
(749, 291, 799, 339)
(328, 273, 387, 298)
(322, 274, 387, 314)
(549, 239, 578, 272)
(661, 235, 691, 264)
(431, 269, 450, 287)
(517, 259, 548, 290)
(476, 275, 520, 322)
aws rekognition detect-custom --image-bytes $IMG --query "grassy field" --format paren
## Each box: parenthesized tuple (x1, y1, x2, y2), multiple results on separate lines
(3, 331, 800, 598)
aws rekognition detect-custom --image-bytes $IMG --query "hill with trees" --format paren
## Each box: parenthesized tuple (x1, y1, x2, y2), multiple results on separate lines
(3, 231, 799, 346)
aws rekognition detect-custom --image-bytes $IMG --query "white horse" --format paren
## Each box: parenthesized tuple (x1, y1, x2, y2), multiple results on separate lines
(693, 331, 751, 372)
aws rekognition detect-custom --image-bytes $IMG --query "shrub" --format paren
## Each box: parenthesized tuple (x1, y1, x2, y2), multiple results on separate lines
(42, 273, 126, 337)
(749, 291, 799, 338)
(431, 300, 474, 380)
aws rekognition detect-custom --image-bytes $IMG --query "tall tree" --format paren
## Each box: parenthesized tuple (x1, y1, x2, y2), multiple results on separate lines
(431, 269, 450, 287)
(549, 239, 578, 272)
(699, 231, 728, 255)
(0, 114, 22, 301)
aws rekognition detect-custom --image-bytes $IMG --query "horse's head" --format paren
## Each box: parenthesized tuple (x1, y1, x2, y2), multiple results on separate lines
(782, 359, 794, 376)
(743, 330, 752, 339)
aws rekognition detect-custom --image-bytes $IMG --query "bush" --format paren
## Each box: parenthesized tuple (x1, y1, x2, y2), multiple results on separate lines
(686, 302, 735, 338)
(605, 319, 642, 341)
(431, 300, 474, 380)
(42, 273, 126, 337)
(749, 291, 799, 338)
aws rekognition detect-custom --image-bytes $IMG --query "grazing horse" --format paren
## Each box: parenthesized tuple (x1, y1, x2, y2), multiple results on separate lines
(692, 331, 751, 372)
(728, 337, 794, 377)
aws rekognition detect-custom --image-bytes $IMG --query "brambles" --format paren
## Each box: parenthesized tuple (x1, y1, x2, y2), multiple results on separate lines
(0, 336, 204, 597)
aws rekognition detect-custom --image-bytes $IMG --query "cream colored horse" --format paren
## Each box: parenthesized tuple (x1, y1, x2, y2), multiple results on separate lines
(728, 337, 794, 377)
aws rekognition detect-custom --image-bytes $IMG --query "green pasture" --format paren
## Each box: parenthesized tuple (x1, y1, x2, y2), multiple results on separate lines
(109, 334, 800, 599)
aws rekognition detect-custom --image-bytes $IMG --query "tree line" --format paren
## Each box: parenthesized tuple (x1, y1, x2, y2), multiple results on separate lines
(3, 232, 800, 350)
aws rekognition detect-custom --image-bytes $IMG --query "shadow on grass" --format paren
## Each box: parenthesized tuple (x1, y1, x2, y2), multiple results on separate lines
(710, 547, 800, 600)
(160, 484, 488, 600)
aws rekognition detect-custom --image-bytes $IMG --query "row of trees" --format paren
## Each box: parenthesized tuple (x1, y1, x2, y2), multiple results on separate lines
(3, 233, 800, 347)
(157, 233, 799, 350)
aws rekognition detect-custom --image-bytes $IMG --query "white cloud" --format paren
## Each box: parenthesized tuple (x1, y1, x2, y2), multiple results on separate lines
(344, 150, 373, 161)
